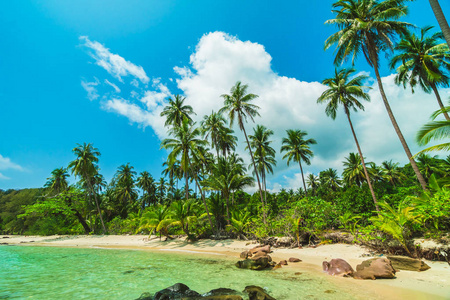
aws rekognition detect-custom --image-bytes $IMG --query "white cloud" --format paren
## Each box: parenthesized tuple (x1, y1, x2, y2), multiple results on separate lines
(104, 79, 121, 93)
(81, 78, 99, 101)
(0, 154, 24, 180)
(80, 36, 149, 84)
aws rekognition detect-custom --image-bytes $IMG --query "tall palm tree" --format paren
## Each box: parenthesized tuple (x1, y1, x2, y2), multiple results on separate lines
(320, 168, 342, 191)
(217, 126, 238, 158)
(317, 68, 378, 209)
(280, 129, 316, 196)
(160, 94, 196, 128)
(44, 167, 69, 194)
(113, 163, 138, 218)
(68, 143, 106, 233)
(306, 173, 319, 195)
(390, 26, 450, 120)
(156, 177, 167, 203)
(428, 0, 450, 48)
(248, 125, 277, 204)
(161, 119, 207, 201)
(201, 111, 227, 157)
(219, 81, 266, 223)
(325, 0, 428, 190)
(382, 160, 407, 187)
(416, 106, 450, 154)
(342, 152, 368, 187)
(137, 171, 156, 210)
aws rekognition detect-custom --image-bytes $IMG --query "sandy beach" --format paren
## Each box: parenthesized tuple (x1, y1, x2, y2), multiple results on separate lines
(2, 234, 449, 299)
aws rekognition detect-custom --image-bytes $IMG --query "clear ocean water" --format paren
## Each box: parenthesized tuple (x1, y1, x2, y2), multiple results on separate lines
(0, 245, 359, 299)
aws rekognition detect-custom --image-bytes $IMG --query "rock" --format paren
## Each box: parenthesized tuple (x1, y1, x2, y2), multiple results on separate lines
(249, 245, 271, 254)
(288, 257, 301, 263)
(240, 251, 252, 259)
(135, 292, 152, 300)
(387, 255, 430, 272)
(353, 258, 396, 280)
(244, 286, 276, 300)
(153, 283, 201, 299)
(236, 256, 270, 270)
(279, 260, 288, 265)
(197, 296, 243, 300)
(322, 259, 354, 276)
(203, 288, 240, 296)
(252, 252, 271, 262)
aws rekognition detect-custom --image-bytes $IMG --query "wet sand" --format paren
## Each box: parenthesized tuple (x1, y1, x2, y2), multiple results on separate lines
(2, 234, 449, 299)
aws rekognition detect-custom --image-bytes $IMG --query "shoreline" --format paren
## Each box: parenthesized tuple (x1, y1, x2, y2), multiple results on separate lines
(2, 234, 449, 299)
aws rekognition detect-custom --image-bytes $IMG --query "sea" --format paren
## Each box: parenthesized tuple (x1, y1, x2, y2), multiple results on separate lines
(0, 245, 366, 299)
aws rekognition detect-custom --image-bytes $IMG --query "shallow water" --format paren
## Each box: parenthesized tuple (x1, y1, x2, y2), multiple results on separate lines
(0, 245, 357, 299)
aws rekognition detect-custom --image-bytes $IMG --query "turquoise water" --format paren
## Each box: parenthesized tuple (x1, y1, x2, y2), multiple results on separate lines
(0, 245, 356, 299)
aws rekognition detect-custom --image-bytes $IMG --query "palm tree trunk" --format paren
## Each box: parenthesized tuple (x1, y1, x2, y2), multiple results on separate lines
(430, 82, 450, 121)
(225, 192, 231, 225)
(298, 160, 308, 197)
(372, 62, 428, 190)
(85, 172, 107, 234)
(429, 0, 450, 49)
(346, 113, 379, 211)
(242, 127, 267, 224)
(189, 164, 216, 232)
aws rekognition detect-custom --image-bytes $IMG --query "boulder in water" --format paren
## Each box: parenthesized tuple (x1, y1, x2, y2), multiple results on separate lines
(236, 256, 270, 270)
(244, 286, 276, 300)
(153, 283, 201, 299)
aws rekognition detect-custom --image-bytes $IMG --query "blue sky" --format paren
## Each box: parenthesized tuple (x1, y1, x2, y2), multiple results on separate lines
(1, 0, 449, 190)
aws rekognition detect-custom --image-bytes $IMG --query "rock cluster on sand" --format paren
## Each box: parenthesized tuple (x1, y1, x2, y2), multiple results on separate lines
(136, 283, 276, 300)
(236, 245, 302, 271)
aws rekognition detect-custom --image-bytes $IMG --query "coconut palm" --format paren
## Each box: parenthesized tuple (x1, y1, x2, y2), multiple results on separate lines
(219, 81, 266, 223)
(160, 94, 196, 128)
(137, 204, 172, 240)
(342, 153, 368, 187)
(137, 171, 156, 210)
(306, 173, 320, 195)
(428, 0, 450, 48)
(68, 143, 106, 233)
(325, 0, 427, 190)
(416, 106, 450, 154)
(281, 129, 316, 196)
(44, 167, 69, 194)
(201, 111, 227, 157)
(416, 153, 442, 181)
(248, 125, 277, 204)
(382, 160, 407, 187)
(114, 163, 138, 218)
(318, 68, 378, 209)
(390, 26, 450, 120)
(156, 177, 167, 203)
(161, 119, 207, 201)
(217, 126, 238, 158)
(320, 168, 342, 191)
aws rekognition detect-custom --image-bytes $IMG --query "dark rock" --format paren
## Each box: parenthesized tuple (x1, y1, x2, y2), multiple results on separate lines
(236, 256, 270, 270)
(244, 286, 276, 300)
(153, 283, 201, 300)
(279, 260, 288, 265)
(203, 288, 240, 296)
(135, 292, 152, 300)
(288, 257, 301, 263)
(249, 245, 271, 254)
(322, 259, 354, 276)
(387, 255, 430, 272)
(353, 258, 396, 280)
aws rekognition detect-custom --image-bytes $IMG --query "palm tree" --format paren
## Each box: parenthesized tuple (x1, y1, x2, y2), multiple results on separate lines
(160, 94, 196, 128)
(325, 0, 427, 190)
(44, 167, 69, 194)
(280, 129, 316, 196)
(416, 153, 442, 181)
(217, 126, 238, 158)
(382, 160, 407, 187)
(306, 173, 320, 195)
(320, 168, 342, 191)
(68, 143, 107, 233)
(114, 163, 138, 218)
(416, 106, 450, 154)
(201, 111, 227, 157)
(137, 171, 156, 210)
(318, 68, 378, 209)
(137, 204, 172, 240)
(161, 119, 207, 201)
(248, 125, 277, 204)
(342, 152, 368, 187)
(219, 81, 266, 223)
(390, 26, 450, 120)
(156, 177, 167, 203)
(428, 0, 450, 48)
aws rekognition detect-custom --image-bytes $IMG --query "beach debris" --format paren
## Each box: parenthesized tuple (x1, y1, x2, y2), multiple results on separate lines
(244, 285, 276, 300)
(353, 258, 396, 280)
(288, 257, 301, 263)
(386, 255, 430, 272)
(322, 258, 354, 276)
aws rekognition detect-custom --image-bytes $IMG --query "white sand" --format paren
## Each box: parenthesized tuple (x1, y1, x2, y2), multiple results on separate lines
(2, 235, 449, 299)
